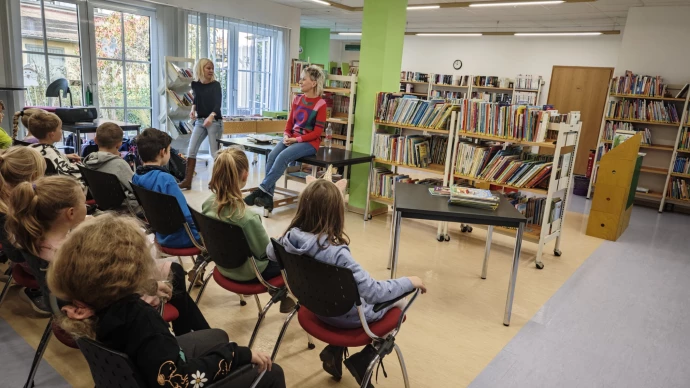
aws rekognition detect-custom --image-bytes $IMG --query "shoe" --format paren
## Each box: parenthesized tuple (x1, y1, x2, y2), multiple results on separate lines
(243, 189, 263, 206)
(19, 287, 52, 316)
(344, 345, 377, 388)
(279, 295, 296, 314)
(254, 192, 274, 212)
(320, 345, 346, 381)
(178, 157, 197, 190)
(187, 267, 205, 287)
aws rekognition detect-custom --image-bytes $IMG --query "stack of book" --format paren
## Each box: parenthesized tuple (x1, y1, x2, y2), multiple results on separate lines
(373, 133, 431, 168)
(429, 135, 449, 165)
(170, 91, 194, 107)
(428, 186, 450, 196)
(431, 90, 467, 100)
(471, 76, 500, 88)
(469, 147, 553, 189)
(679, 128, 690, 150)
(606, 99, 680, 123)
(448, 185, 500, 210)
(513, 91, 537, 105)
(457, 100, 551, 142)
(668, 178, 689, 200)
(609, 70, 667, 97)
(322, 93, 350, 117)
(375, 93, 459, 129)
(673, 156, 690, 174)
(515, 74, 541, 90)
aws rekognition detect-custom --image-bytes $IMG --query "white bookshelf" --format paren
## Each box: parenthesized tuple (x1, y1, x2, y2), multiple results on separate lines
(159, 56, 195, 139)
(400, 74, 544, 104)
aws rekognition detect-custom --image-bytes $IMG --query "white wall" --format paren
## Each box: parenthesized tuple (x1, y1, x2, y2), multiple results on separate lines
(401, 34, 622, 104)
(330, 40, 361, 64)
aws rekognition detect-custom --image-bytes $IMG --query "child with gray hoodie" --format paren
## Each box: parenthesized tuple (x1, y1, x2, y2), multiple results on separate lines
(266, 179, 426, 387)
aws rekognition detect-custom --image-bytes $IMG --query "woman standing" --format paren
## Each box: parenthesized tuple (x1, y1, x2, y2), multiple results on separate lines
(244, 65, 326, 212)
(179, 58, 223, 189)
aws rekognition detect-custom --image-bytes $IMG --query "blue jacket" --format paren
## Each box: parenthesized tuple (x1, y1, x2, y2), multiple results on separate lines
(267, 227, 414, 329)
(132, 167, 200, 248)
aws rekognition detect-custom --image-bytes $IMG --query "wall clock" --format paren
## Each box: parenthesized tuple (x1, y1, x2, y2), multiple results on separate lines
(453, 60, 463, 70)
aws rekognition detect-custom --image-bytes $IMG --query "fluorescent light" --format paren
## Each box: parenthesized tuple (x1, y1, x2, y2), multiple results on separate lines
(416, 33, 483, 37)
(470, 1, 564, 7)
(338, 32, 362, 36)
(514, 32, 602, 36)
(309, 0, 330, 5)
(407, 5, 441, 10)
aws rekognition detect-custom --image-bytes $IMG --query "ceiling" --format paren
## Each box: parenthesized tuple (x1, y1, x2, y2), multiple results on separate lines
(268, 0, 690, 37)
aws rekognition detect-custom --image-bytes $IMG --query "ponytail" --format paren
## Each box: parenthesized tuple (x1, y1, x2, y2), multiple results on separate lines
(0, 147, 46, 213)
(12, 111, 22, 139)
(12, 108, 46, 139)
(209, 147, 249, 218)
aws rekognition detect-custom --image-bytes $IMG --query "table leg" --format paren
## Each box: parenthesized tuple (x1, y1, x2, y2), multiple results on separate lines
(363, 161, 373, 221)
(75, 129, 81, 155)
(503, 222, 524, 326)
(481, 225, 493, 279)
(312, 166, 318, 177)
(389, 211, 402, 279)
(387, 205, 397, 270)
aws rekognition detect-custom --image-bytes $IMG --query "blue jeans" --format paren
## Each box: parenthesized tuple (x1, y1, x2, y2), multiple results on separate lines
(187, 119, 222, 159)
(260, 142, 316, 196)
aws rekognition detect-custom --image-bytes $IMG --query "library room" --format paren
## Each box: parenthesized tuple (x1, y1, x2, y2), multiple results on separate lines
(1, 0, 690, 387)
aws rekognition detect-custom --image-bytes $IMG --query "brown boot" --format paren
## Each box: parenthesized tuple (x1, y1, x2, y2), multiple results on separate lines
(178, 157, 197, 190)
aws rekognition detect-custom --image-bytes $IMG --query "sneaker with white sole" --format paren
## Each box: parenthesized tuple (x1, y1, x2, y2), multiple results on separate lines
(19, 287, 51, 316)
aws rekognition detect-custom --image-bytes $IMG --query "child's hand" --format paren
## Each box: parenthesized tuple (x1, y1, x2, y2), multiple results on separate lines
(66, 154, 81, 162)
(250, 351, 273, 372)
(283, 137, 297, 145)
(408, 276, 427, 294)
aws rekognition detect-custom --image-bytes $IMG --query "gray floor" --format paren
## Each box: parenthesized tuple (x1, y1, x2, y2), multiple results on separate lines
(469, 205, 690, 388)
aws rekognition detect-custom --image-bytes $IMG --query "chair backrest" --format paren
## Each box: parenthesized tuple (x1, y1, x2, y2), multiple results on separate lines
(12, 139, 31, 147)
(130, 182, 187, 235)
(78, 166, 127, 211)
(270, 238, 360, 317)
(0, 213, 24, 263)
(188, 207, 252, 270)
(76, 337, 148, 388)
(44, 158, 57, 175)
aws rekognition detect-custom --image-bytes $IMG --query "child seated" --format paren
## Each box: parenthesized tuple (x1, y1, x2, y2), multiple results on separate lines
(267, 179, 426, 386)
(28, 111, 83, 181)
(202, 147, 294, 312)
(0, 101, 12, 149)
(12, 108, 43, 144)
(47, 214, 286, 388)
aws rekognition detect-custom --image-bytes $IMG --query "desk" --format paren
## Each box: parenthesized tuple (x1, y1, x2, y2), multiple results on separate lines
(62, 119, 141, 151)
(217, 137, 374, 219)
(389, 184, 526, 326)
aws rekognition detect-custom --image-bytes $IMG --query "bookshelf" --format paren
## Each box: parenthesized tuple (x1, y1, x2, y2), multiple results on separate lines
(587, 72, 690, 213)
(159, 56, 195, 139)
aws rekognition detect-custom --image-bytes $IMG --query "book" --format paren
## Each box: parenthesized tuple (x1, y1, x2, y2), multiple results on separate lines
(428, 186, 450, 196)
(605, 98, 679, 123)
(610, 71, 667, 97)
(448, 185, 500, 210)
(613, 129, 637, 148)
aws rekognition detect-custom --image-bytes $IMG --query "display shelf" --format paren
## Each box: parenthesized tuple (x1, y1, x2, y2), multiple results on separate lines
(373, 158, 446, 175)
(456, 131, 556, 148)
(369, 195, 395, 206)
(640, 166, 669, 175)
(609, 94, 686, 102)
(453, 172, 548, 195)
(604, 117, 680, 127)
(374, 121, 450, 134)
(514, 88, 540, 92)
(160, 56, 195, 139)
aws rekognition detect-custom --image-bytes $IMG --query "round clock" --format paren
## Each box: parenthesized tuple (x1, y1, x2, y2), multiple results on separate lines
(453, 60, 463, 70)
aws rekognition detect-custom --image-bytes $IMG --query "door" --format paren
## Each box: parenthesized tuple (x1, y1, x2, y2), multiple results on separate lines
(547, 66, 613, 175)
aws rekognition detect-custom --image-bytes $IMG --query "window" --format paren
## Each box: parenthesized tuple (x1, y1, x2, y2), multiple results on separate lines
(20, 0, 83, 107)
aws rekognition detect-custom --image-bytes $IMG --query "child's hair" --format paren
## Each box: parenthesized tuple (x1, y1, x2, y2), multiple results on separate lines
(0, 146, 45, 213)
(12, 108, 46, 139)
(303, 65, 325, 96)
(5, 175, 83, 256)
(0, 100, 4, 111)
(194, 58, 215, 82)
(286, 179, 349, 247)
(95, 122, 124, 149)
(209, 147, 248, 217)
(47, 213, 154, 339)
(136, 127, 171, 162)
(28, 111, 62, 140)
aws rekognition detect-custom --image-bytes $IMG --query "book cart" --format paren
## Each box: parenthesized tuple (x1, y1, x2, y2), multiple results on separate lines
(159, 56, 195, 138)
(587, 74, 690, 212)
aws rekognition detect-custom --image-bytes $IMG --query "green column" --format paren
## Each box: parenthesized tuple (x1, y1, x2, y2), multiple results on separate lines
(349, 0, 408, 210)
(298, 28, 330, 68)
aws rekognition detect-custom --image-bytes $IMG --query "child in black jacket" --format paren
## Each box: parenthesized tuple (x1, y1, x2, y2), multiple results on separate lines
(46, 213, 286, 388)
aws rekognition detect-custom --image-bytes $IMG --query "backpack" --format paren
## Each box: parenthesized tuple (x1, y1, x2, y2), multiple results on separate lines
(121, 138, 141, 171)
(167, 148, 187, 182)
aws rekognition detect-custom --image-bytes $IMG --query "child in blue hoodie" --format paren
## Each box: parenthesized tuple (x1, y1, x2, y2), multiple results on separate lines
(266, 179, 426, 387)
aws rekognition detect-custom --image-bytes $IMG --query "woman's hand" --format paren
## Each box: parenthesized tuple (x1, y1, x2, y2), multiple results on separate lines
(203, 116, 213, 128)
(189, 110, 196, 120)
(283, 137, 297, 146)
(251, 351, 273, 372)
(408, 276, 427, 294)
(66, 154, 81, 163)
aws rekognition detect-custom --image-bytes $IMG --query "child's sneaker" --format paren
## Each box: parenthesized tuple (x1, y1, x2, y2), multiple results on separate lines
(320, 345, 346, 381)
(279, 296, 296, 314)
(344, 344, 377, 388)
(19, 287, 52, 316)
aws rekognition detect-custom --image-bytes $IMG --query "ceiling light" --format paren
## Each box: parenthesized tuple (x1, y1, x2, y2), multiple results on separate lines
(407, 5, 441, 10)
(338, 32, 362, 36)
(416, 33, 483, 36)
(309, 0, 331, 5)
(514, 32, 602, 36)
(470, 1, 564, 7)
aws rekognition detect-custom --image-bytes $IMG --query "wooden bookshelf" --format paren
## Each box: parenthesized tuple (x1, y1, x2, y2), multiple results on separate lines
(320, 133, 351, 141)
(609, 94, 686, 102)
(640, 166, 669, 175)
(514, 88, 541, 92)
(677, 148, 690, 154)
(400, 80, 428, 85)
(453, 172, 548, 195)
(456, 131, 556, 148)
(369, 194, 395, 206)
(602, 140, 675, 151)
(671, 172, 690, 178)
(399, 73, 544, 103)
(373, 158, 445, 175)
(324, 87, 351, 94)
(604, 117, 680, 127)
(432, 84, 469, 89)
(374, 121, 450, 134)
(327, 117, 349, 124)
(636, 191, 662, 201)
(473, 86, 514, 92)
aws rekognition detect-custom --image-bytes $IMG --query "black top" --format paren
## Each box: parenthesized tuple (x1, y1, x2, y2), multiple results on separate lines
(96, 295, 252, 388)
(394, 184, 526, 228)
(192, 80, 222, 119)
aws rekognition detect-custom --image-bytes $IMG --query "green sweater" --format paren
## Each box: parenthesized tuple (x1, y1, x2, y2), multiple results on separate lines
(0, 128, 12, 149)
(202, 194, 269, 281)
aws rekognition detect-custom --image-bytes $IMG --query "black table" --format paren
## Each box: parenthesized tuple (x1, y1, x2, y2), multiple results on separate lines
(390, 184, 527, 326)
(218, 137, 374, 218)
(0, 86, 27, 91)
(62, 119, 141, 151)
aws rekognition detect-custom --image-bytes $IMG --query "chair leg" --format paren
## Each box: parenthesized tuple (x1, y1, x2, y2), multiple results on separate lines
(238, 294, 247, 306)
(306, 333, 315, 349)
(187, 259, 210, 294)
(253, 294, 262, 312)
(360, 353, 382, 388)
(177, 256, 184, 267)
(0, 271, 14, 306)
(247, 296, 277, 349)
(24, 318, 54, 388)
(270, 307, 298, 361)
(394, 343, 411, 388)
(194, 269, 214, 304)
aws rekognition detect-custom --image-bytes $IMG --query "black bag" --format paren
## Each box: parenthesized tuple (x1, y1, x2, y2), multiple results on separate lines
(167, 148, 187, 182)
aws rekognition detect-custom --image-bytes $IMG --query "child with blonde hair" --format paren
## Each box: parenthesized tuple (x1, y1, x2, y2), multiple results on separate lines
(12, 108, 43, 143)
(267, 179, 427, 386)
(28, 111, 83, 181)
(202, 147, 294, 312)
(47, 214, 286, 388)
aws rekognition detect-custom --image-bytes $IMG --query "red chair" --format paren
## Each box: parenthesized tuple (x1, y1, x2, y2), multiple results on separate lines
(190, 208, 287, 349)
(269, 239, 420, 388)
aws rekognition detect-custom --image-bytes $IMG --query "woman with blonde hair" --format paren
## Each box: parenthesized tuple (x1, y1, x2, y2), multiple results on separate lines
(244, 65, 327, 212)
(179, 57, 223, 189)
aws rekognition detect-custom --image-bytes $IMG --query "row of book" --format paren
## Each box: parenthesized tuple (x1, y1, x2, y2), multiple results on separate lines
(169, 62, 192, 79)
(673, 156, 690, 174)
(605, 99, 680, 123)
(400, 73, 520, 89)
(513, 91, 537, 105)
(375, 93, 457, 129)
(431, 90, 466, 100)
(373, 133, 433, 168)
(432, 74, 470, 86)
(604, 122, 651, 144)
(471, 91, 511, 103)
(680, 128, 690, 150)
(401, 72, 429, 83)
(430, 136, 449, 165)
(169, 91, 194, 107)
(667, 178, 689, 201)
(515, 74, 541, 91)
(290, 59, 309, 85)
(323, 93, 351, 117)
(371, 167, 410, 198)
(173, 120, 193, 135)
(610, 71, 667, 97)
(506, 193, 561, 228)
(455, 145, 553, 189)
(456, 99, 551, 143)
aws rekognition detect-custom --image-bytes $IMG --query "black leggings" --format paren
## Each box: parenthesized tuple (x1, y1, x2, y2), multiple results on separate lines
(168, 262, 210, 335)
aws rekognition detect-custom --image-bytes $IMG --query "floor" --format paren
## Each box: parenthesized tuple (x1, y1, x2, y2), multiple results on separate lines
(0, 155, 683, 388)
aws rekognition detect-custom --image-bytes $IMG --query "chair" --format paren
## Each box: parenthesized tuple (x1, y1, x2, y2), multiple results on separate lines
(12, 139, 31, 147)
(44, 158, 57, 175)
(189, 208, 286, 348)
(77, 338, 263, 388)
(269, 239, 419, 388)
(130, 183, 205, 290)
(77, 165, 134, 213)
